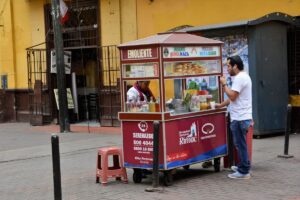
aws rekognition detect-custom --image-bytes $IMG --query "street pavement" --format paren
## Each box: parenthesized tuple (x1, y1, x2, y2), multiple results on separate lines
(0, 123, 299, 200)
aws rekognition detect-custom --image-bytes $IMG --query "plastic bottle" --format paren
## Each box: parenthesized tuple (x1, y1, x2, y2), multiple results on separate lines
(149, 97, 155, 112)
(126, 95, 132, 112)
(155, 96, 160, 112)
(200, 97, 208, 110)
(131, 99, 137, 112)
(136, 96, 142, 112)
(141, 99, 149, 112)
(200, 79, 208, 91)
(206, 95, 213, 109)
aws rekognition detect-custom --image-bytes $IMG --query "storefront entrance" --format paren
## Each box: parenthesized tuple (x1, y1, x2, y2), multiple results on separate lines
(26, 0, 121, 126)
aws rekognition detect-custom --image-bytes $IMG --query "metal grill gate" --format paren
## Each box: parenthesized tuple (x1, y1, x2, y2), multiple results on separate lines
(98, 45, 121, 127)
(27, 43, 53, 125)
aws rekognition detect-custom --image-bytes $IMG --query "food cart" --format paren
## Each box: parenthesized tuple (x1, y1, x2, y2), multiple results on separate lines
(118, 32, 227, 185)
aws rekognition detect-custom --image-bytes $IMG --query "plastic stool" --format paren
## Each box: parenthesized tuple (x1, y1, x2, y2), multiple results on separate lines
(96, 146, 128, 185)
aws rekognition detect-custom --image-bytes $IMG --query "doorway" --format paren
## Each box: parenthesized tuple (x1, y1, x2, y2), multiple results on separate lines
(51, 48, 100, 124)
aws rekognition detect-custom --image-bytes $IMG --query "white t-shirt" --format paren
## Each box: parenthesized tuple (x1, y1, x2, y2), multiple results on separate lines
(230, 71, 252, 121)
(127, 86, 147, 102)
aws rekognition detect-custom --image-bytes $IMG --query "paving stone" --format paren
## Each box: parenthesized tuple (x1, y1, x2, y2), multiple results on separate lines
(0, 123, 299, 200)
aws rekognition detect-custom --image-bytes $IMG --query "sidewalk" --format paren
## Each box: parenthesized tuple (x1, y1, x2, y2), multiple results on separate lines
(0, 123, 299, 200)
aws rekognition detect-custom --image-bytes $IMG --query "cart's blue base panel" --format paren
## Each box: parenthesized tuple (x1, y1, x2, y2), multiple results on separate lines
(124, 144, 227, 169)
(167, 144, 227, 168)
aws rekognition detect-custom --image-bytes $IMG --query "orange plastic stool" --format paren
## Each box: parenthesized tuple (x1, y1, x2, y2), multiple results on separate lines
(96, 146, 128, 185)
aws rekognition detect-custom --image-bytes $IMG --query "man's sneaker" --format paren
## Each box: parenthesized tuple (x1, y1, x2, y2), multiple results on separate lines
(231, 166, 238, 172)
(228, 171, 251, 179)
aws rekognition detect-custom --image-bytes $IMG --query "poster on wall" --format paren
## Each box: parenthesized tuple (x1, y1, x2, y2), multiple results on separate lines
(50, 50, 72, 74)
(53, 88, 74, 110)
(214, 34, 248, 99)
(214, 34, 248, 73)
(123, 63, 159, 78)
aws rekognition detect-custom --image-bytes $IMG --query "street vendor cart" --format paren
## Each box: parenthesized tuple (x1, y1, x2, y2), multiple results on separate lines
(118, 32, 227, 185)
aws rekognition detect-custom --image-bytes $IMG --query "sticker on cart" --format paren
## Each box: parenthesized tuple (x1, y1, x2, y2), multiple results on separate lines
(167, 151, 189, 162)
(138, 121, 148, 132)
(200, 123, 216, 140)
(132, 131, 153, 156)
(130, 121, 154, 158)
(179, 122, 198, 145)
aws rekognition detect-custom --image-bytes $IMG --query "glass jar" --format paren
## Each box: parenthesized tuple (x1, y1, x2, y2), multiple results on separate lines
(206, 95, 213, 109)
(200, 100, 208, 110)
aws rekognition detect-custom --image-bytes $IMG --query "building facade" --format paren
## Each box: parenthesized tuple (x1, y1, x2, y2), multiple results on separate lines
(0, 0, 299, 130)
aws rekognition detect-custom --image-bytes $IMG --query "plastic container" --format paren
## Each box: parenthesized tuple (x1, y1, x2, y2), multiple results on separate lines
(149, 97, 156, 112)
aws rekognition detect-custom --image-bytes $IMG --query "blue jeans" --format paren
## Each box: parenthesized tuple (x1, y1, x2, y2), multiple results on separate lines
(230, 120, 252, 174)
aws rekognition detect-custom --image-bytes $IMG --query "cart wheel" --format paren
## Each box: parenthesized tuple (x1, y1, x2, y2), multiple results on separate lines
(213, 157, 221, 172)
(163, 171, 173, 186)
(133, 169, 143, 183)
(183, 165, 190, 170)
(142, 169, 151, 177)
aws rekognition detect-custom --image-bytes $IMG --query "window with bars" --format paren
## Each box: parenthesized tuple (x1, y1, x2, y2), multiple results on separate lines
(46, 0, 99, 49)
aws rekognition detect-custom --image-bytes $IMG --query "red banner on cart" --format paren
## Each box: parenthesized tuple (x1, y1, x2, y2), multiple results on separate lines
(122, 121, 164, 169)
(165, 113, 227, 168)
(121, 47, 158, 60)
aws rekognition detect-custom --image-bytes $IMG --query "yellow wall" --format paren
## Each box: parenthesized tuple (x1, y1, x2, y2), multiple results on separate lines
(0, 0, 46, 89)
(12, 1, 32, 89)
(100, 0, 137, 45)
(134, 0, 300, 101)
(28, 1, 46, 47)
(1, 0, 300, 90)
(0, 0, 15, 88)
(100, 0, 137, 86)
(100, 0, 121, 46)
(137, 0, 300, 38)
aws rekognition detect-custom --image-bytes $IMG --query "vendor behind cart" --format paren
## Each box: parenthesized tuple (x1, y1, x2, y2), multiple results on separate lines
(127, 81, 156, 102)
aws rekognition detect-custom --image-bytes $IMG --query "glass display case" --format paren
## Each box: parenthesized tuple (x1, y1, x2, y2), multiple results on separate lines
(164, 75, 220, 113)
(120, 56, 222, 115)
(123, 63, 159, 78)
(164, 60, 221, 76)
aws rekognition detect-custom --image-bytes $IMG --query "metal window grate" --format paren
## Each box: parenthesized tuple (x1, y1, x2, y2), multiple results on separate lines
(26, 44, 52, 122)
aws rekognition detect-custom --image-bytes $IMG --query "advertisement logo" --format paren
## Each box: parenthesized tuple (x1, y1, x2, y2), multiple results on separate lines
(163, 48, 169, 57)
(201, 123, 215, 134)
(188, 122, 197, 137)
(138, 121, 148, 132)
(179, 122, 198, 145)
(200, 122, 216, 140)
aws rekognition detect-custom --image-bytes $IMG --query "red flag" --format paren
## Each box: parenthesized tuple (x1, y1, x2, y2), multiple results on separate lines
(59, 0, 69, 24)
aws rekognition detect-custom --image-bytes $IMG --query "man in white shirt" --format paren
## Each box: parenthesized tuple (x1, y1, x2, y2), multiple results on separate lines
(216, 55, 252, 179)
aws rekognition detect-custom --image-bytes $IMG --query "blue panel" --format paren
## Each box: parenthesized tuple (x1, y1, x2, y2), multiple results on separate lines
(124, 163, 164, 169)
(167, 144, 227, 168)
